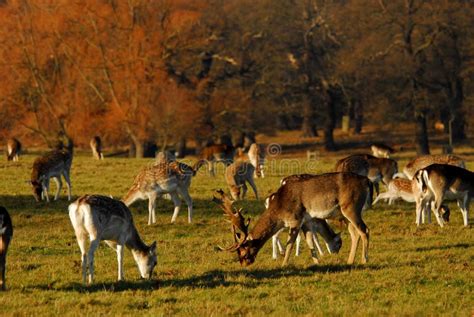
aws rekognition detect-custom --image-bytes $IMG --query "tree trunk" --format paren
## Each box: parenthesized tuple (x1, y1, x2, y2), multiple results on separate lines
(415, 112, 430, 155)
(301, 96, 318, 137)
(450, 77, 466, 142)
(324, 94, 336, 151)
(353, 99, 363, 134)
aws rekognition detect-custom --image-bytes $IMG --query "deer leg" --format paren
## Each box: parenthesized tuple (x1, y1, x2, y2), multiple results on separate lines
(295, 232, 301, 256)
(53, 177, 62, 201)
(415, 198, 424, 226)
(62, 171, 72, 201)
(177, 187, 193, 223)
(116, 244, 124, 281)
(74, 231, 88, 284)
(147, 192, 157, 225)
(43, 179, 50, 202)
(312, 232, 324, 256)
(247, 177, 259, 200)
(208, 161, 215, 177)
(170, 192, 182, 223)
(347, 223, 359, 264)
(431, 195, 445, 228)
(0, 253, 5, 290)
(87, 239, 100, 284)
(282, 227, 299, 266)
(459, 195, 470, 226)
(272, 229, 284, 260)
(301, 223, 319, 264)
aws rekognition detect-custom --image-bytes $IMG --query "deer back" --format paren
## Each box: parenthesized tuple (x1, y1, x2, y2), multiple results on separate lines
(404, 154, 465, 179)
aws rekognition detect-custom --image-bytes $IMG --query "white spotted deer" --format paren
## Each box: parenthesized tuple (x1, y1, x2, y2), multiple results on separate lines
(225, 161, 259, 201)
(414, 164, 473, 227)
(248, 143, 265, 178)
(69, 195, 157, 284)
(214, 172, 372, 267)
(6, 138, 21, 162)
(373, 178, 450, 224)
(0, 207, 13, 291)
(90, 136, 104, 160)
(122, 161, 200, 224)
(30, 147, 73, 202)
(403, 154, 465, 179)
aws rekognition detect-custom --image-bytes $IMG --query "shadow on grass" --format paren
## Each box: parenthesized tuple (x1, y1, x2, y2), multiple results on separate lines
(32, 263, 388, 293)
(413, 242, 473, 252)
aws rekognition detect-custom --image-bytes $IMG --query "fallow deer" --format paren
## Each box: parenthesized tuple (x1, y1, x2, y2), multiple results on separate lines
(414, 164, 473, 227)
(69, 195, 157, 284)
(122, 161, 199, 224)
(274, 174, 342, 259)
(214, 172, 372, 267)
(6, 138, 21, 162)
(371, 143, 395, 158)
(90, 136, 104, 160)
(0, 207, 13, 291)
(248, 143, 265, 178)
(373, 178, 450, 224)
(225, 161, 259, 200)
(200, 144, 235, 176)
(403, 154, 465, 179)
(31, 147, 73, 202)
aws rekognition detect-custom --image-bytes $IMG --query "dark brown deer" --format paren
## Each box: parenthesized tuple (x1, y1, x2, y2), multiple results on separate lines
(6, 138, 21, 162)
(90, 136, 104, 160)
(0, 206, 13, 291)
(214, 172, 372, 267)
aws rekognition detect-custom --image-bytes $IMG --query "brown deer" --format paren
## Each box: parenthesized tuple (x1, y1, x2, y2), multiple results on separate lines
(403, 154, 465, 179)
(225, 161, 259, 200)
(200, 144, 235, 176)
(69, 195, 157, 284)
(0, 207, 12, 291)
(31, 147, 73, 202)
(414, 164, 473, 227)
(122, 161, 200, 224)
(90, 136, 104, 160)
(370, 143, 395, 158)
(6, 138, 21, 162)
(335, 155, 369, 176)
(214, 172, 372, 267)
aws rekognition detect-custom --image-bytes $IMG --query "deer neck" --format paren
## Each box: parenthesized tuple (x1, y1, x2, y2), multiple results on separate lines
(248, 210, 283, 253)
(125, 226, 149, 255)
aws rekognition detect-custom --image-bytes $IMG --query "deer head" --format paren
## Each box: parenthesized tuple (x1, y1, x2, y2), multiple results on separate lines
(213, 189, 258, 266)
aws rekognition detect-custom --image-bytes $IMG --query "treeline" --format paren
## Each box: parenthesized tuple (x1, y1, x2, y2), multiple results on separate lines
(0, 0, 472, 156)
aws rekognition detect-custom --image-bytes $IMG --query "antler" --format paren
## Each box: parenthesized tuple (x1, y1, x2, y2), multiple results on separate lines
(213, 189, 251, 250)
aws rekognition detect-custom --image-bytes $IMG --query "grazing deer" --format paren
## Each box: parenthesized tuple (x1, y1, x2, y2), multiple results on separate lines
(225, 161, 259, 200)
(248, 143, 265, 178)
(214, 172, 372, 267)
(6, 138, 21, 162)
(403, 154, 465, 179)
(0, 207, 13, 291)
(414, 164, 473, 227)
(200, 144, 235, 176)
(90, 136, 104, 160)
(69, 195, 157, 284)
(122, 161, 198, 224)
(371, 143, 395, 158)
(274, 175, 342, 259)
(31, 147, 73, 202)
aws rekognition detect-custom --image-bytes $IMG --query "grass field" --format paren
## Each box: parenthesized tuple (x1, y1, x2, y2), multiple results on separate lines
(0, 152, 472, 316)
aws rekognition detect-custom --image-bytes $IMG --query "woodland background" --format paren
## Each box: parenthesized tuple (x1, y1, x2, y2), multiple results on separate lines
(0, 0, 473, 157)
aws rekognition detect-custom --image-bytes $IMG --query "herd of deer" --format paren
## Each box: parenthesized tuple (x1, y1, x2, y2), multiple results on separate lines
(0, 138, 472, 289)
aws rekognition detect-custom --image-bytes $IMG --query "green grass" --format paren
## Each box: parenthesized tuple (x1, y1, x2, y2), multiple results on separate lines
(0, 153, 472, 316)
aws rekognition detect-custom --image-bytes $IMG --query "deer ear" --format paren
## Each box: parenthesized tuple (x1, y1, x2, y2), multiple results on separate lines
(149, 241, 157, 253)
